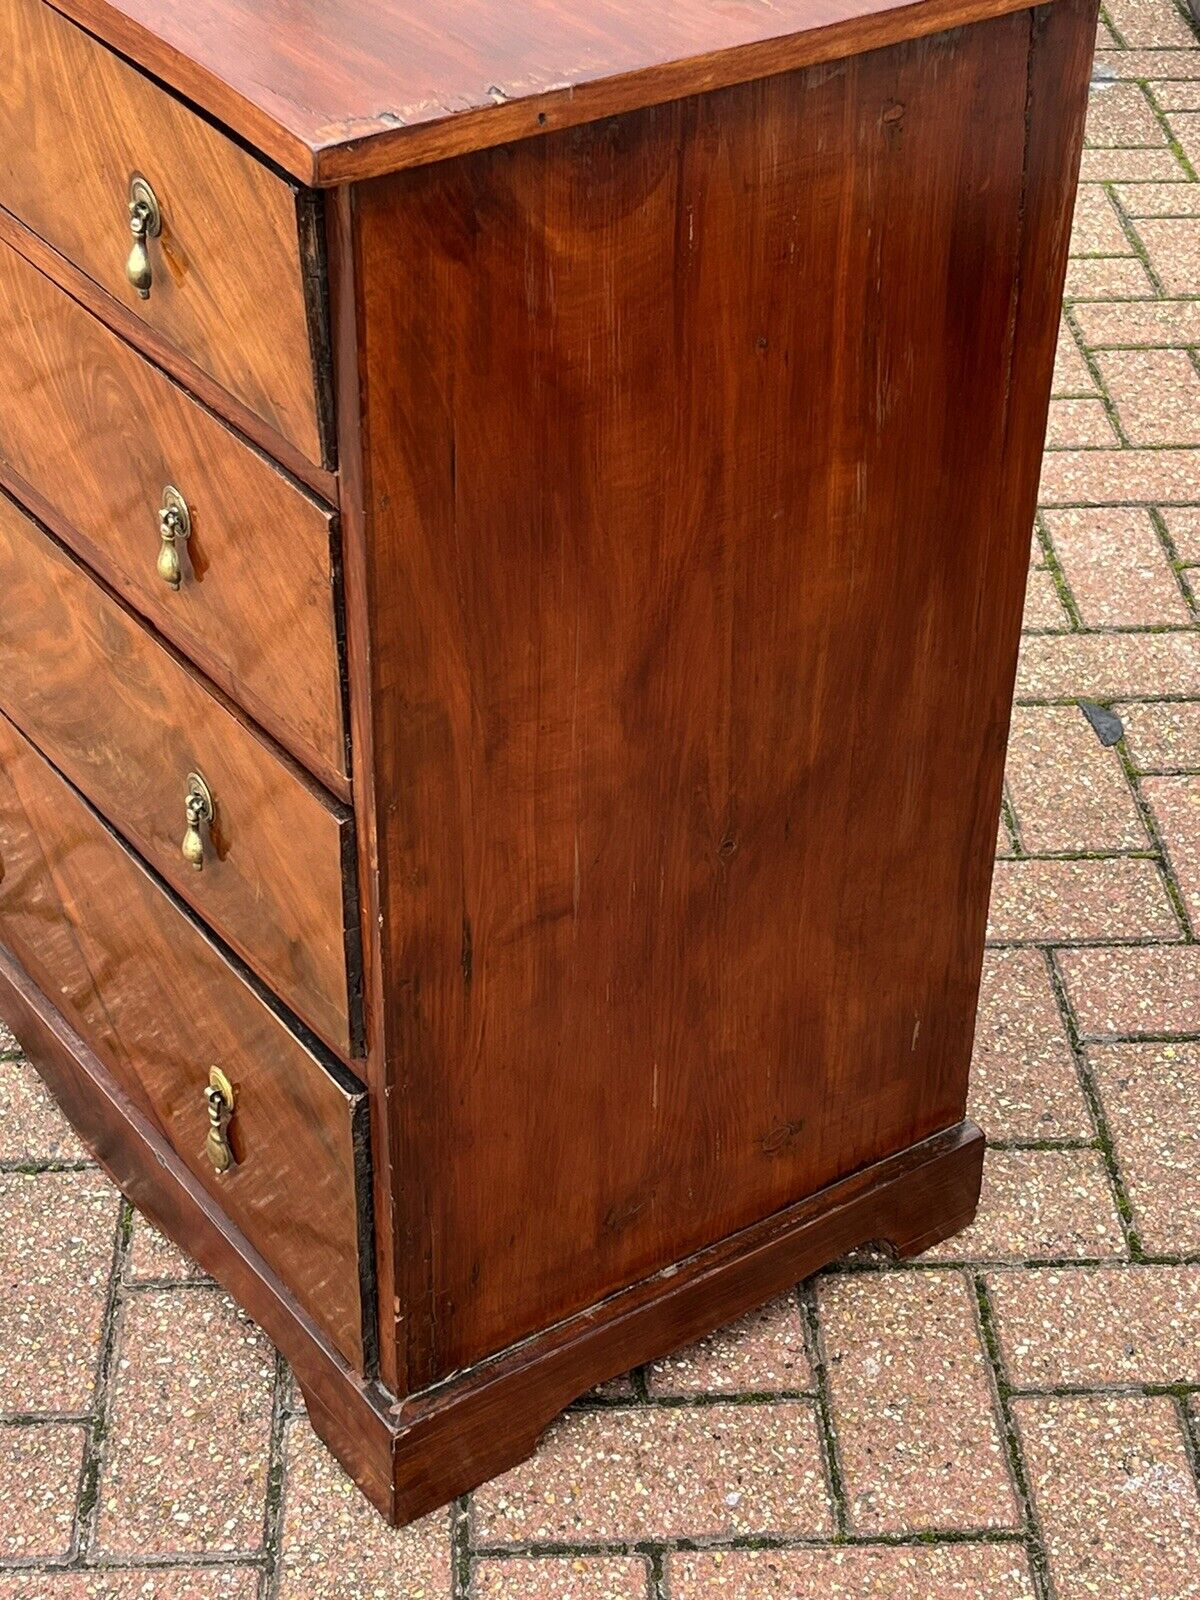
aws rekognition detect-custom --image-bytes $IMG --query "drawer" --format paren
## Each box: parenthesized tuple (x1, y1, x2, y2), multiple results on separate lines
(0, 0, 329, 467)
(0, 241, 346, 791)
(0, 490, 361, 1060)
(0, 710, 371, 1367)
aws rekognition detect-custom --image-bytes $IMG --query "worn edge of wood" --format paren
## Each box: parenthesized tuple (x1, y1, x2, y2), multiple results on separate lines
(0, 934, 984, 1523)
(296, 188, 339, 473)
(325, 179, 405, 1394)
(45, 0, 1060, 185)
(0, 206, 337, 501)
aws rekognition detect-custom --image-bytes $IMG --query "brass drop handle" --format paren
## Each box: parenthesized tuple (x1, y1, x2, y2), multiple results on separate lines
(157, 486, 191, 589)
(126, 175, 162, 300)
(204, 1067, 236, 1174)
(181, 771, 214, 871)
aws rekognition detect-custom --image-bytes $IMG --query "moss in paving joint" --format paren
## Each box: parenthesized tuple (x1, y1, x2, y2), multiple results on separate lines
(648, 1547, 667, 1600)
(1042, 949, 1146, 1261)
(256, 1350, 290, 1600)
(1140, 79, 1200, 182)
(1062, 301, 1130, 448)
(1, 1159, 97, 1176)
(972, 1276, 1053, 1600)
(797, 1281, 849, 1540)
(452, 1496, 473, 1600)
(1148, 504, 1198, 617)
(999, 790, 1024, 857)
(74, 1200, 134, 1560)
(1105, 173, 1175, 295)
(1034, 512, 1084, 630)
(1113, 735, 1196, 941)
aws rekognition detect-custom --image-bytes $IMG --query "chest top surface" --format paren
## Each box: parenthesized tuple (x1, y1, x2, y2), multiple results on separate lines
(45, 0, 1043, 184)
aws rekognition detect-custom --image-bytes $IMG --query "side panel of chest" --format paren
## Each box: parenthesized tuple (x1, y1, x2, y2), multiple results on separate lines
(348, 8, 1080, 1385)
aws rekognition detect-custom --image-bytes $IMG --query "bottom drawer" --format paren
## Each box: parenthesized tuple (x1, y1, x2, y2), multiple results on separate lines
(0, 711, 373, 1370)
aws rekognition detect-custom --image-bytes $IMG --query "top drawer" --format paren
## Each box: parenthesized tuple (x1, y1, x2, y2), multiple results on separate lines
(0, 0, 330, 468)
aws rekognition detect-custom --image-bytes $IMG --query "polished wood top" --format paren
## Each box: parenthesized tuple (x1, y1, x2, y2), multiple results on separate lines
(49, 0, 1044, 183)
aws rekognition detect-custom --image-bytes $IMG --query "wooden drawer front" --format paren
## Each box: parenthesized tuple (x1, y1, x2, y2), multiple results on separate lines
(0, 711, 370, 1367)
(0, 491, 360, 1059)
(0, 242, 346, 790)
(0, 0, 327, 466)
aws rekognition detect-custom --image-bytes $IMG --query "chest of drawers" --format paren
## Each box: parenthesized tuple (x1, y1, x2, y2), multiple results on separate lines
(0, 0, 1097, 1522)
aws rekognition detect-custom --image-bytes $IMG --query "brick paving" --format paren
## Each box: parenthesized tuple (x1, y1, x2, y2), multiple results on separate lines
(4, 2, 1200, 1593)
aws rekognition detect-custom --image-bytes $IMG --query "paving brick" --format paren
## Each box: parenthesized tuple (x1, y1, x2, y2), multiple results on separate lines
(986, 858, 1179, 943)
(471, 1401, 831, 1545)
(96, 1288, 273, 1557)
(1163, 505, 1200, 561)
(1023, 566, 1069, 630)
(1043, 506, 1190, 626)
(0, 1575, 259, 1599)
(0, 1421, 84, 1559)
(923, 1149, 1123, 1263)
(1098, 348, 1200, 446)
(1118, 699, 1200, 769)
(474, 1556, 650, 1599)
(1073, 297, 1200, 344)
(1013, 1394, 1200, 1600)
(1052, 320, 1097, 394)
(1104, 0, 1198, 45)
(1079, 147, 1189, 181)
(816, 1271, 1018, 1534)
(1044, 397, 1119, 448)
(644, 1292, 812, 1396)
(667, 1546, 1037, 1599)
(1091, 1041, 1200, 1253)
(1069, 186, 1136, 255)
(0, 1057, 89, 1165)
(1039, 444, 1200, 502)
(1115, 179, 1200, 214)
(1134, 216, 1200, 292)
(1084, 84, 1169, 147)
(1150, 77, 1200, 112)
(1064, 255, 1156, 298)
(124, 1215, 206, 1285)
(1095, 47, 1200, 78)
(0, 1170, 117, 1414)
(1005, 703, 1146, 849)
(277, 1417, 452, 1599)
(967, 949, 1091, 1141)
(988, 1264, 1200, 1388)
(1061, 943, 1200, 1035)
(1015, 630, 1200, 700)
(1142, 774, 1200, 924)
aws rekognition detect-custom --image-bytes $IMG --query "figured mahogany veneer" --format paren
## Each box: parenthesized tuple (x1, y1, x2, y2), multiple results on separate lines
(0, 241, 347, 793)
(0, 0, 1098, 1526)
(0, 712, 372, 1368)
(0, 0, 331, 464)
(0, 491, 360, 1059)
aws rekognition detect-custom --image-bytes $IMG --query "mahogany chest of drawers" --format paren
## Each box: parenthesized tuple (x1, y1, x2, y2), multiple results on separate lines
(0, 0, 1096, 1522)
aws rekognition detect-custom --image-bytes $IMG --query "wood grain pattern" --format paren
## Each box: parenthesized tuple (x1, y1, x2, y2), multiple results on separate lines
(0, 240, 347, 793)
(0, 713, 372, 1368)
(44, 0, 1057, 184)
(345, 7, 1091, 1387)
(0, 0, 329, 462)
(0, 490, 361, 1059)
